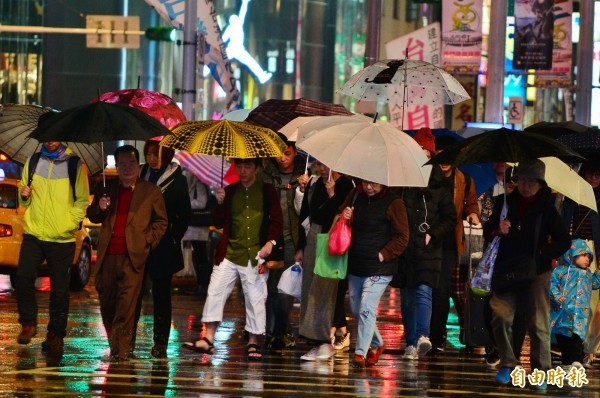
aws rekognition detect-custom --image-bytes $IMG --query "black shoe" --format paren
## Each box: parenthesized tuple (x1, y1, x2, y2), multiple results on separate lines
(459, 328, 465, 345)
(485, 348, 501, 368)
(268, 336, 285, 351)
(151, 344, 168, 359)
(427, 345, 445, 356)
(41, 332, 64, 352)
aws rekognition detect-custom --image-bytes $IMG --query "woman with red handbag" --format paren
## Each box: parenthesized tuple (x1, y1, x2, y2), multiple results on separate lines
(340, 180, 410, 367)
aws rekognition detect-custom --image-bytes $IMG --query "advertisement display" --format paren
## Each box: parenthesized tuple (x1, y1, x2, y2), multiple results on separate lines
(385, 23, 444, 130)
(535, 0, 572, 87)
(441, 0, 483, 74)
(145, 0, 242, 111)
(513, 0, 554, 70)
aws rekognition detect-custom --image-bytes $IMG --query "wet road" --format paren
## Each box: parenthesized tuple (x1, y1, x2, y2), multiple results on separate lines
(0, 275, 598, 397)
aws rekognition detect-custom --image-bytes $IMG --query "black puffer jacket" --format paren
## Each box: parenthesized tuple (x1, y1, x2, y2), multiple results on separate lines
(394, 168, 457, 288)
(483, 187, 570, 276)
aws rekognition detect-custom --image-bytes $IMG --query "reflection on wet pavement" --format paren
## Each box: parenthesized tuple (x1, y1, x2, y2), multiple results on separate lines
(0, 275, 598, 396)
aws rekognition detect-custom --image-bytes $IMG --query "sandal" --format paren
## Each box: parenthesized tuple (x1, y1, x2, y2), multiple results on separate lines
(182, 337, 215, 354)
(247, 343, 263, 361)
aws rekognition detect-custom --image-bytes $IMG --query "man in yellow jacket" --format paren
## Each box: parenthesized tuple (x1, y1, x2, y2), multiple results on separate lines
(16, 141, 90, 352)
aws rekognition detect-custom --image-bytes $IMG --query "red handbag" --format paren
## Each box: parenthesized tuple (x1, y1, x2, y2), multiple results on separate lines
(328, 216, 352, 256)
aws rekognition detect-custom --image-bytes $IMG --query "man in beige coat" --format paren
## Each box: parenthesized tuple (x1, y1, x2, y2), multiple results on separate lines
(87, 145, 168, 361)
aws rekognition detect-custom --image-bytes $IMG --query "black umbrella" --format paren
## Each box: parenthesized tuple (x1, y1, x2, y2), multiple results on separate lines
(30, 101, 171, 144)
(427, 127, 585, 166)
(556, 130, 600, 158)
(524, 121, 593, 139)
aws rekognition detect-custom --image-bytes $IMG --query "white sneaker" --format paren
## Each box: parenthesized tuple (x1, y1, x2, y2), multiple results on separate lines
(416, 336, 432, 357)
(571, 361, 584, 369)
(333, 333, 351, 351)
(315, 343, 336, 360)
(403, 345, 417, 360)
(582, 356, 594, 369)
(301, 347, 319, 361)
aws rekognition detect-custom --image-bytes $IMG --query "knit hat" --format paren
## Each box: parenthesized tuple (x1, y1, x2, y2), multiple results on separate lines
(413, 127, 436, 153)
(514, 159, 546, 182)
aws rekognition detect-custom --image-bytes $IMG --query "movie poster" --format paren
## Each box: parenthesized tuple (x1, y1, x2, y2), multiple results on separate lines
(535, 0, 572, 87)
(513, 0, 554, 70)
(441, 0, 483, 74)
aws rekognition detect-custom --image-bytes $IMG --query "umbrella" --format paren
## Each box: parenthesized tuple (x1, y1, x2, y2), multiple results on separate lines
(174, 152, 239, 187)
(509, 157, 596, 212)
(338, 59, 470, 106)
(296, 114, 432, 187)
(94, 88, 186, 129)
(556, 130, 600, 158)
(222, 108, 254, 121)
(525, 121, 594, 139)
(160, 120, 286, 186)
(245, 98, 353, 132)
(427, 127, 585, 166)
(0, 104, 103, 175)
(30, 101, 172, 144)
(404, 128, 497, 196)
(279, 116, 326, 141)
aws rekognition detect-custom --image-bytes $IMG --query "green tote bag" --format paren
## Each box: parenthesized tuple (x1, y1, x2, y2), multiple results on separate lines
(314, 233, 348, 279)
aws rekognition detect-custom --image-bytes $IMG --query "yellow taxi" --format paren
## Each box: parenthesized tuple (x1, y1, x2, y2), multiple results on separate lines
(0, 177, 92, 291)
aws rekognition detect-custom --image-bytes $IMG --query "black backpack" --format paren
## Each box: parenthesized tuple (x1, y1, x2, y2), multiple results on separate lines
(27, 152, 80, 202)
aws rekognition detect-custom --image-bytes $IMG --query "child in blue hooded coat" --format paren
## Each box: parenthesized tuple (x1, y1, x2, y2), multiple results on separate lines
(550, 239, 600, 367)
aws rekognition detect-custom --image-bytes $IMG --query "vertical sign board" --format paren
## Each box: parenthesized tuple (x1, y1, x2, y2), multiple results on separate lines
(385, 23, 444, 130)
(535, 0, 572, 87)
(507, 96, 524, 125)
(441, 0, 483, 74)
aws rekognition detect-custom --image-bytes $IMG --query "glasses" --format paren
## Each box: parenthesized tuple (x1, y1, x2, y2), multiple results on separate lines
(361, 181, 381, 187)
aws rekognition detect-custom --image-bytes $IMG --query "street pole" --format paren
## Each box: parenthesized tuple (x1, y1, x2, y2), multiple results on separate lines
(182, 0, 198, 121)
(484, 0, 507, 124)
(575, 0, 594, 125)
(364, 0, 381, 67)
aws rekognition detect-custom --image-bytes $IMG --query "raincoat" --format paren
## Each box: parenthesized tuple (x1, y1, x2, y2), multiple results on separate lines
(550, 239, 600, 340)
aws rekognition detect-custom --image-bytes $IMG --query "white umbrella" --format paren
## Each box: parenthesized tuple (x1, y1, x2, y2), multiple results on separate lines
(296, 115, 432, 187)
(222, 108, 254, 121)
(279, 116, 325, 141)
(510, 157, 597, 212)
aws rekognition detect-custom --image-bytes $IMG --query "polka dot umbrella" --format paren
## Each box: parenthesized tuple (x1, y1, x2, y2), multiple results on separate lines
(159, 120, 286, 185)
(338, 59, 470, 129)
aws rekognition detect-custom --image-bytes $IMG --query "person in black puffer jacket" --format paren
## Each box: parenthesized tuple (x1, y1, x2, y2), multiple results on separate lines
(340, 181, 409, 368)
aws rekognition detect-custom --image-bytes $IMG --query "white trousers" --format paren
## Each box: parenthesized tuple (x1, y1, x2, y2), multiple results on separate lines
(202, 258, 268, 335)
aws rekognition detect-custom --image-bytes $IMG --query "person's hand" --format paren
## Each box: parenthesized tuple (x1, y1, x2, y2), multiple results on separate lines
(297, 173, 309, 192)
(342, 206, 353, 221)
(499, 219, 511, 235)
(378, 252, 384, 262)
(295, 249, 304, 265)
(325, 179, 335, 198)
(258, 241, 274, 259)
(425, 233, 431, 246)
(467, 213, 480, 225)
(20, 185, 32, 199)
(558, 295, 566, 304)
(99, 195, 111, 211)
(215, 187, 226, 204)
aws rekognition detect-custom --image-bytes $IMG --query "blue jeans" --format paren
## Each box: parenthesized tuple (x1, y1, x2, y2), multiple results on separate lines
(401, 284, 433, 346)
(348, 274, 392, 357)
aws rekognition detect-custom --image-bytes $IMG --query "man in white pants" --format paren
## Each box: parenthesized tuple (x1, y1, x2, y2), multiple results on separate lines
(183, 158, 283, 360)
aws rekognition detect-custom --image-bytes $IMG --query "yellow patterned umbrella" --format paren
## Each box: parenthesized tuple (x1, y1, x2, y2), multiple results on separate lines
(159, 120, 286, 158)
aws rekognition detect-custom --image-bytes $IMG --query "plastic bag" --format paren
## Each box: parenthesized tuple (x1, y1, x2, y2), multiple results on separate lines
(277, 262, 302, 300)
(328, 217, 352, 256)
(471, 236, 501, 296)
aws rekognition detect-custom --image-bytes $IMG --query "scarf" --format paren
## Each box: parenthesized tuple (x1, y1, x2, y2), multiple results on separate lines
(41, 145, 66, 160)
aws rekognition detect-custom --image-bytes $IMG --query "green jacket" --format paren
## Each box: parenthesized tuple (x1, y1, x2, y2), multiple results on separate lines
(19, 150, 90, 243)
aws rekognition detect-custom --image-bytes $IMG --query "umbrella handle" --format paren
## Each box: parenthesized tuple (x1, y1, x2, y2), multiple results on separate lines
(304, 155, 310, 175)
(101, 142, 106, 188)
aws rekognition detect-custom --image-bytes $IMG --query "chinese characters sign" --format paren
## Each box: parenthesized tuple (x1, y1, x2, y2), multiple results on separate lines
(535, 0, 572, 87)
(514, 0, 555, 70)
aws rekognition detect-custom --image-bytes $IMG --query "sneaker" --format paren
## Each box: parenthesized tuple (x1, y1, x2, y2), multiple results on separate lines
(17, 325, 37, 345)
(427, 345, 445, 356)
(485, 348, 501, 368)
(403, 345, 417, 360)
(571, 361, 584, 369)
(582, 356, 594, 369)
(416, 336, 432, 357)
(495, 367, 512, 384)
(41, 332, 64, 352)
(333, 332, 351, 351)
(316, 343, 336, 360)
(301, 347, 319, 361)
(282, 332, 296, 348)
(532, 381, 547, 391)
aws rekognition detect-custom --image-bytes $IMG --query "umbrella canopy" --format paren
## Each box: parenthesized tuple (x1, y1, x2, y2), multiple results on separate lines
(296, 114, 432, 187)
(174, 152, 239, 187)
(279, 116, 326, 141)
(222, 108, 254, 121)
(509, 157, 596, 212)
(0, 104, 103, 175)
(30, 101, 172, 144)
(404, 128, 497, 195)
(94, 88, 186, 129)
(427, 127, 585, 166)
(245, 98, 353, 132)
(338, 59, 470, 106)
(556, 130, 600, 158)
(524, 121, 593, 139)
(160, 120, 286, 158)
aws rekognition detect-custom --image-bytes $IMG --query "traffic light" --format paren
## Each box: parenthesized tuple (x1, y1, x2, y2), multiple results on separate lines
(145, 27, 177, 42)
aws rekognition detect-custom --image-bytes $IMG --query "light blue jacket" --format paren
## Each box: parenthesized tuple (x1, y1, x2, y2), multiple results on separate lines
(550, 239, 600, 339)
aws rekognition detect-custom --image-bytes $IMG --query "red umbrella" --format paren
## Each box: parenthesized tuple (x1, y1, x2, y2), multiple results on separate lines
(94, 88, 186, 129)
(245, 98, 352, 132)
